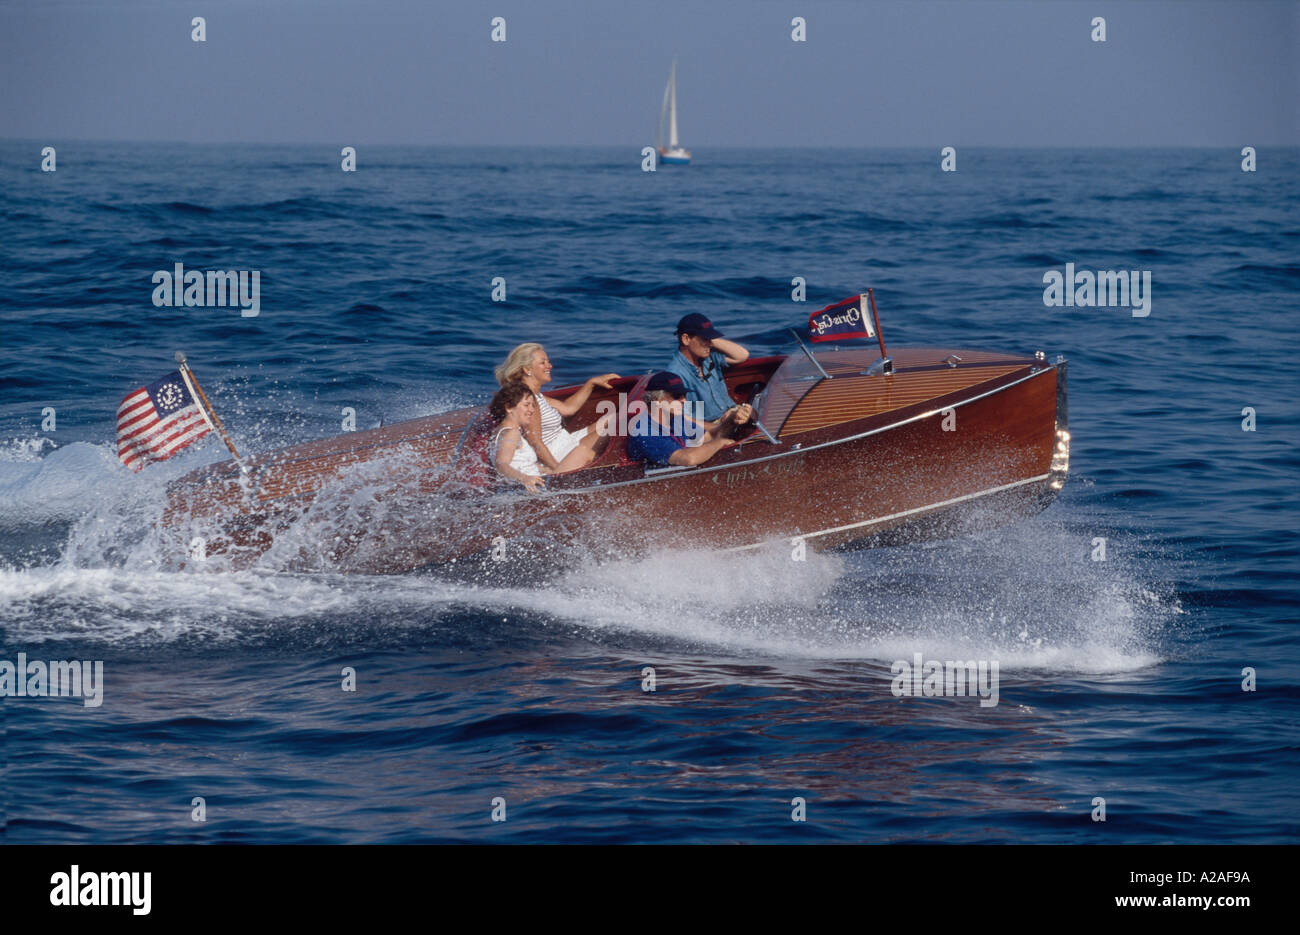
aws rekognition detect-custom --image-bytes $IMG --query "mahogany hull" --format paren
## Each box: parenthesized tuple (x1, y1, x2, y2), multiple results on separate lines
(162, 348, 1069, 573)
(478, 360, 1066, 564)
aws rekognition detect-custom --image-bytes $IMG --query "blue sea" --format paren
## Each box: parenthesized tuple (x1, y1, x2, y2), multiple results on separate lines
(1, 143, 1296, 844)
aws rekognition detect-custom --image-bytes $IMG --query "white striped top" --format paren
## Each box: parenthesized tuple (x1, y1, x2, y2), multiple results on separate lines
(536, 394, 564, 446)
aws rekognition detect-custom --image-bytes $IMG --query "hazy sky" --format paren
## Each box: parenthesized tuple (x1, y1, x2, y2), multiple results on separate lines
(1, 0, 1295, 146)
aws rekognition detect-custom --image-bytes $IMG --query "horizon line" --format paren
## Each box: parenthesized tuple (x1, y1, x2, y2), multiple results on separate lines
(4, 138, 1296, 150)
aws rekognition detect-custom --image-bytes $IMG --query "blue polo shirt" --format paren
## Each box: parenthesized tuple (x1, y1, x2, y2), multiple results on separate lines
(666, 349, 733, 422)
(627, 411, 702, 467)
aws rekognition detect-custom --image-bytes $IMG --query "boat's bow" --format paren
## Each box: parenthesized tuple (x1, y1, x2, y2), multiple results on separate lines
(743, 344, 1069, 548)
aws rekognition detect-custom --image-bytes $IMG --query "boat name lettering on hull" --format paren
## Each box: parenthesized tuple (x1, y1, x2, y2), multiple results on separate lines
(712, 455, 804, 487)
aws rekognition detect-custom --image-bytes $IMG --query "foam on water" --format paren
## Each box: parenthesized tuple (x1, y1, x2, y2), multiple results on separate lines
(0, 425, 1175, 674)
(1, 435, 59, 464)
(1, 521, 1176, 677)
(0, 440, 133, 526)
(528, 524, 1174, 671)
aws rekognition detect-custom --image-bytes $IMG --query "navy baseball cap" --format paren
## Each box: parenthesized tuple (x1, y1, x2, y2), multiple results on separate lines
(645, 371, 687, 396)
(675, 313, 724, 339)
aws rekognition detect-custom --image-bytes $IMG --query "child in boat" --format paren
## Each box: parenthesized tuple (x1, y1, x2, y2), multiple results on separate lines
(494, 343, 619, 472)
(488, 382, 546, 493)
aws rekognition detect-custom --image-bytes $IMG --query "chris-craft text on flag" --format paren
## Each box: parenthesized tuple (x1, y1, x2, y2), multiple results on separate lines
(808, 294, 875, 343)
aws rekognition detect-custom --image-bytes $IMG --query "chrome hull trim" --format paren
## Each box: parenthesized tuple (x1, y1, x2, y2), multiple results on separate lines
(723, 473, 1052, 552)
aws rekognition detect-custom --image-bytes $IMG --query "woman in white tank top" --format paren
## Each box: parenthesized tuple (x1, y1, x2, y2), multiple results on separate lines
(487, 383, 545, 492)
(493, 343, 619, 473)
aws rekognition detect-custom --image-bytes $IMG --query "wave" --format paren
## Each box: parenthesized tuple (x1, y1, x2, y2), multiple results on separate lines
(962, 212, 1054, 230)
(1013, 252, 1064, 266)
(0, 441, 130, 527)
(1218, 263, 1300, 290)
(1092, 188, 1180, 202)
(160, 201, 214, 215)
(569, 275, 786, 300)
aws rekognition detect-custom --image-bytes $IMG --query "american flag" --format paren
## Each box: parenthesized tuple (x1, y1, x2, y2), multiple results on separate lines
(116, 370, 212, 472)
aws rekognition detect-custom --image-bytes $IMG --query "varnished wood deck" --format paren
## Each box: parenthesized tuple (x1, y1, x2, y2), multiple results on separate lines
(760, 347, 1037, 438)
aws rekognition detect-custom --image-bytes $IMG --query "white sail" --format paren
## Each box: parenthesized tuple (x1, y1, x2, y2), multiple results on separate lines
(657, 78, 670, 150)
(668, 61, 680, 148)
(655, 60, 690, 163)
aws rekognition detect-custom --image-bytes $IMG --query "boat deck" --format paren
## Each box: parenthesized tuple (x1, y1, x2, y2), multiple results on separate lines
(760, 346, 1039, 438)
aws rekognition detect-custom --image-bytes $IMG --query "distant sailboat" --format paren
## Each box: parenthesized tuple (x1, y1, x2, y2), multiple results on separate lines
(655, 61, 691, 165)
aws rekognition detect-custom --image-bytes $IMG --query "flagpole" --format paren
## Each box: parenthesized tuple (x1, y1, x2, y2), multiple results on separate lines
(864, 289, 893, 375)
(174, 351, 247, 473)
(866, 289, 887, 360)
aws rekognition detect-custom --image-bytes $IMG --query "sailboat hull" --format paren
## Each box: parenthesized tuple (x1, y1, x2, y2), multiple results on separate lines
(658, 149, 691, 165)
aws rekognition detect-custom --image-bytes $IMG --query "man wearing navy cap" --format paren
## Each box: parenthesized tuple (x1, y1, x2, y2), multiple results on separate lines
(627, 371, 748, 467)
(665, 313, 752, 424)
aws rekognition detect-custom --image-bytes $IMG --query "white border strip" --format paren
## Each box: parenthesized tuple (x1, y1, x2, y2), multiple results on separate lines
(722, 473, 1051, 552)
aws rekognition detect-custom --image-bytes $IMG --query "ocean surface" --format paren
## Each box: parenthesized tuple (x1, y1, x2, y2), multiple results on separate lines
(1, 144, 1296, 843)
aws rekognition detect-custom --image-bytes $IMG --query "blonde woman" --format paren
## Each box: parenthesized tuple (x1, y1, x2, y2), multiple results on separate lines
(494, 343, 619, 473)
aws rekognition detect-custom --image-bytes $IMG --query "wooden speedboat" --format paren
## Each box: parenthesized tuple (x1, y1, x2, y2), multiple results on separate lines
(162, 336, 1070, 574)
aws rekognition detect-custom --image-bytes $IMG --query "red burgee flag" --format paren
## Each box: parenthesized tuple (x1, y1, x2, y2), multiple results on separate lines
(808, 294, 876, 343)
(116, 370, 213, 472)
